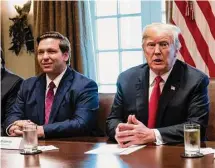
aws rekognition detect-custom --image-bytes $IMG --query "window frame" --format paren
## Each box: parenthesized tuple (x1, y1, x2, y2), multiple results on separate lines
(91, 1, 165, 93)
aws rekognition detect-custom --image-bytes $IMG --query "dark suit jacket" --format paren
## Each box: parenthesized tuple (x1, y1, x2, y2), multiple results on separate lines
(1, 68, 23, 135)
(106, 60, 209, 144)
(4, 67, 99, 138)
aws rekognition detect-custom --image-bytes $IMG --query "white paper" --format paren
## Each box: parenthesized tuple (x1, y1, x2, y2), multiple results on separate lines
(200, 148, 215, 158)
(120, 145, 145, 155)
(0, 137, 22, 150)
(85, 144, 146, 155)
(38, 145, 59, 151)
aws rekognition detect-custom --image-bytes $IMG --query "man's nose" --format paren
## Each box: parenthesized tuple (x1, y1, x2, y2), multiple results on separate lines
(154, 44, 161, 54)
(43, 52, 49, 59)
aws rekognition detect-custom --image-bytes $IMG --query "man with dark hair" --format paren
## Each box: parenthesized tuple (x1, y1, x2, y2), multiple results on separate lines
(106, 23, 209, 146)
(1, 48, 23, 135)
(4, 31, 99, 138)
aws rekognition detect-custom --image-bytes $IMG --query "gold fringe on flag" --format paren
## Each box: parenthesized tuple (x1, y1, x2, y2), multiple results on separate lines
(185, 1, 195, 20)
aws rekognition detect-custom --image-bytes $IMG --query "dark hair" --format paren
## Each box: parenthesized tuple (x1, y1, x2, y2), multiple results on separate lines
(37, 31, 71, 65)
(1, 47, 5, 69)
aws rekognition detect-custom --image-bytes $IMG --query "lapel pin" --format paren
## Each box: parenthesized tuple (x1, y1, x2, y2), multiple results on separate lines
(171, 86, 175, 90)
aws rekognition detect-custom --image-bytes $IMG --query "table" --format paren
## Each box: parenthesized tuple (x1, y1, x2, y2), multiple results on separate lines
(1, 138, 215, 168)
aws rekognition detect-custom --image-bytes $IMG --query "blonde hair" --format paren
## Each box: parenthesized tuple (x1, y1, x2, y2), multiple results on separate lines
(142, 23, 181, 50)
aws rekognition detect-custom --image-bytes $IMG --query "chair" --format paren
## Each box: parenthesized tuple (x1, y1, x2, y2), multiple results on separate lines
(97, 93, 115, 135)
(206, 79, 215, 140)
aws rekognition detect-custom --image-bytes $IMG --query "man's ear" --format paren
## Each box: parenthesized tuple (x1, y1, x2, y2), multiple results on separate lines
(63, 52, 69, 62)
(175, 49, 179, 57)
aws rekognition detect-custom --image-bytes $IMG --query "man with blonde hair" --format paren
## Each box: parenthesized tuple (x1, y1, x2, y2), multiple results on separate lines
(106, 23, 209, 146)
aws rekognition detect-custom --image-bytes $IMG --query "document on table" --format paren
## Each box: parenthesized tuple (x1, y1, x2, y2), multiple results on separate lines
(0, 137, 22, 149)
(0, 136, 58, 152)
(200, 148, 215, 158)
(38, 145, 59, 152)
(85, 144, 146, 155)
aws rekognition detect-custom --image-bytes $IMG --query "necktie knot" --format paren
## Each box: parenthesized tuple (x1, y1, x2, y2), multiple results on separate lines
(49, 81, 55, 89)
(155, 76, 162, 84)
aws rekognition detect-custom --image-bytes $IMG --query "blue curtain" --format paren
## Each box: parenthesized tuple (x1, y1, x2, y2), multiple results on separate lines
(77, 1, 97, 82)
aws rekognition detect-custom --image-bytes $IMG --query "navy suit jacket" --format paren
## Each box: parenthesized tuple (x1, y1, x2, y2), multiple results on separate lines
(1, 68, 23, 135)
(4, 67, 99, 138)
(106, 60, 209, 144)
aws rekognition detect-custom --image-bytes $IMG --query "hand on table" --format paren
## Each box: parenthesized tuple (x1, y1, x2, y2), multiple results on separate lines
(115, 115, 155, 148)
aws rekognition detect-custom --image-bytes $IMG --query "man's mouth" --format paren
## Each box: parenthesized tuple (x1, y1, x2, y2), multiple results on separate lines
(42, 63, 52, 67)
(153, 59, 162, 63)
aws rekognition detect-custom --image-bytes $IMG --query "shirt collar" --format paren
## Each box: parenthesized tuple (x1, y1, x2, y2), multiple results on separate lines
(46, 67, 67, 89)
(149, 67, 173, 86)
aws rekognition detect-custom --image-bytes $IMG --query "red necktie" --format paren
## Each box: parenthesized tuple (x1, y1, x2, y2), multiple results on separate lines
(45, 81, 55, 124)
(148, 76, 162, 128)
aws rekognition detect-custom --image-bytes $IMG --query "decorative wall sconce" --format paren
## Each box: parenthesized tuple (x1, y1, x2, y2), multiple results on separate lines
(8, 0, 34, 56)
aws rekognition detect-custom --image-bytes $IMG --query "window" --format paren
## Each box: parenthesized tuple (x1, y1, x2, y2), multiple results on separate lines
(92, 0, 166, 93)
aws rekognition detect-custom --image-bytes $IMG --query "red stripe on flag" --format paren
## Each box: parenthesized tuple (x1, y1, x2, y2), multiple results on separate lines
(171, 19, 196, 67)
(175, 1, 215, 77)
(196, 1, 215, 39)
(178, 34, 196, 68)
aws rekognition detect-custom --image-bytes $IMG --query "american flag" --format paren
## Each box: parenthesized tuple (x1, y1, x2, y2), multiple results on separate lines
(170, 0, 215, 77)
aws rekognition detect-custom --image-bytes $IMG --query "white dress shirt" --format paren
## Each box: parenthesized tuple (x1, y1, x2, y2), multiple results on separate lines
(149, 68, 173, 145)
(46, 67, 67, 96)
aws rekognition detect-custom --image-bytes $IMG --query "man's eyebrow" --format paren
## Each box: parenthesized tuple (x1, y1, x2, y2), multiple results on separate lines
(38, 47, 58, 50)
(47, 48, 58, 50)
(159, 40, 169, 43)
(146, 41, 155, 43)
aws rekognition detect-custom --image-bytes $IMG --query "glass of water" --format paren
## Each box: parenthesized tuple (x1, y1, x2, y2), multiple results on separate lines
(184, 124, 201, 157)
(21, 123, 38, 154)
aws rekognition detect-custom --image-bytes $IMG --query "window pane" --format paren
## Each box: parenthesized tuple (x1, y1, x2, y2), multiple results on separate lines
(120, 17, 142, 49)
(98, 52, 119, 84)
(119, 0, 141, 14)
(97, 18, 118, 50)
(96, 1, 117, 16)
(162, 13, 166, 23)
(122, 51, 144, 71)
(161, 0, 166, 12)
(99, 85, 116, 93)
(94, 1, 164, 93)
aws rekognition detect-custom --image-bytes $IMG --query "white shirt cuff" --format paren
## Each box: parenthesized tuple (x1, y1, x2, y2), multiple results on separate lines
(153, 129, 164, 145)
(6, 123, 14, 136)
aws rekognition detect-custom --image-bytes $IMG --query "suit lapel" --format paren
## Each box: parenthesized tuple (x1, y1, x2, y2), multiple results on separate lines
(136, 65, 149, 125)
(35, 74, 46, 125)
(48, 68, 74, 123)
(156, 60, 184, 127)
